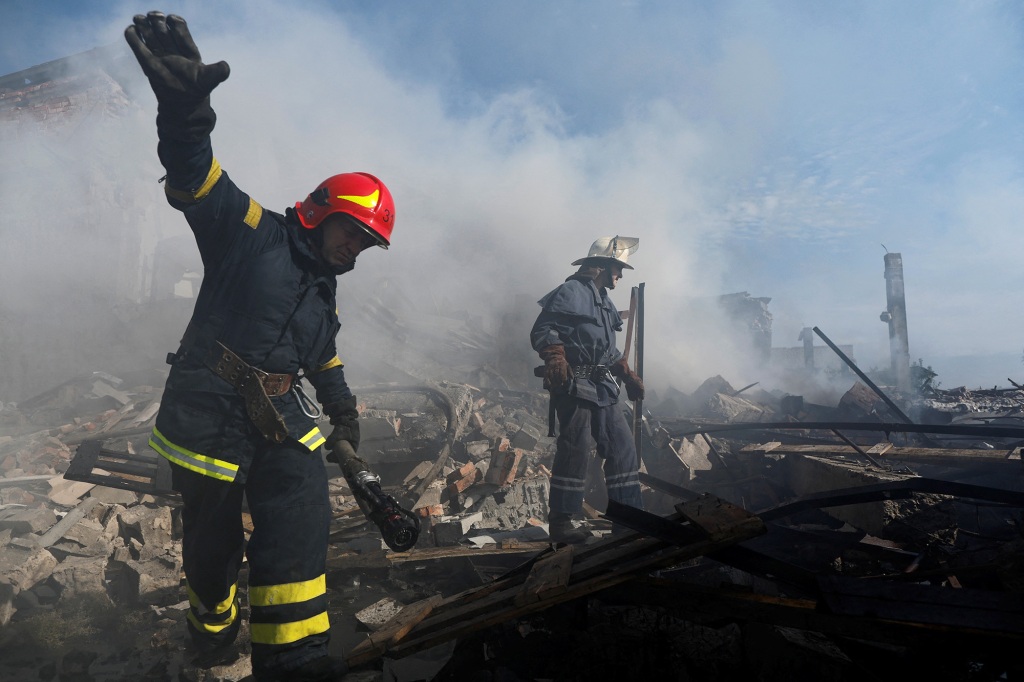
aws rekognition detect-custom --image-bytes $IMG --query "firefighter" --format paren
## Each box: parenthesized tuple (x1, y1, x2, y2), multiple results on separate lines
(530, 237, 646, 544)
(124, 12, 392, 680)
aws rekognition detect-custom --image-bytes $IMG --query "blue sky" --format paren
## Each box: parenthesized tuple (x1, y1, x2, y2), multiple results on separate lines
(4, 0, 1024, 391)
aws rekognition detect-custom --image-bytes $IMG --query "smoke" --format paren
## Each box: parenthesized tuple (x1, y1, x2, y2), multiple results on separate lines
(4, 0, 1024, 402)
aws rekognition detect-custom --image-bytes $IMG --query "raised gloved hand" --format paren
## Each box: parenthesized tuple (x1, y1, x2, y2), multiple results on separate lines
(539, 344, 570, 389)
(124, 11, 230, 139)
(324, 395, 360, 463)
(610, 358, 645, 401)
(125, 11, 229, 106)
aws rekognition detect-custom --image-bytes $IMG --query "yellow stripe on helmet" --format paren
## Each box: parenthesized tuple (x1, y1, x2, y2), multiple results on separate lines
(336, 189, 379, 208)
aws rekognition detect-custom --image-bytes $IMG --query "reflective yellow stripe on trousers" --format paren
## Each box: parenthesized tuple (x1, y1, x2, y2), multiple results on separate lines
(149, 427, 240, 482)
(299, 426, 326, 451)
(150, 425, 324, 483)
(249, 574, 330, 645)
(186, 582, 238, 634)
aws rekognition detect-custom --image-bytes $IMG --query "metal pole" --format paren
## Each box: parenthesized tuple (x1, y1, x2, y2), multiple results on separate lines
(632, 283, 645, 463)
(830, 429, 885, 470)
(812, 326, 914, 425)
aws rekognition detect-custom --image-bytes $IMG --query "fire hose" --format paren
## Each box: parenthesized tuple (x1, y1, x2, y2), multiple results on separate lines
(330, 439, 420, 553)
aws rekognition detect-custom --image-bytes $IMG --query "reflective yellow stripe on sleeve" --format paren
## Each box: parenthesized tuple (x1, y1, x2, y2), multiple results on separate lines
(164, 157, 224, 203)
(243, 197, 263, 228)
(315, 356, 343, 372)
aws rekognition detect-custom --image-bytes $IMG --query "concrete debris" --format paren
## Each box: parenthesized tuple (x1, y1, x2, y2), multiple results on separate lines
(0, 354, 1022, 680)
(670, 435, 714, 481)
(355, 597, 405, 631)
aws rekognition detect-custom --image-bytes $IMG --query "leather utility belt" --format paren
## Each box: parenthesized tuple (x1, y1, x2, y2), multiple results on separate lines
(206, 342, 293, 443)
(571, 364, 610, 380)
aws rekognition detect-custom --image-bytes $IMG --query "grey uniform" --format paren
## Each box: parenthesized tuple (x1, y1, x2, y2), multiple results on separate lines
(531, 275, 643, 515)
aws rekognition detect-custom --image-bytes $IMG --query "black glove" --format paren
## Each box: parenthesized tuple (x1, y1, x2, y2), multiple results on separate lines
(124, 11, 230, 140)
(324, 395, 360, 463)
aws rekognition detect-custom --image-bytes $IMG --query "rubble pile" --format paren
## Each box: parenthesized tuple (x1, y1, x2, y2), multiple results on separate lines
(917, 384, 1024, 419)
(0, 368, 1022, 680)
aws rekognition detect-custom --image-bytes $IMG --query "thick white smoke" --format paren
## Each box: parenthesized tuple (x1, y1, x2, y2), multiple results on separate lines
(4, 0, 1024, 403)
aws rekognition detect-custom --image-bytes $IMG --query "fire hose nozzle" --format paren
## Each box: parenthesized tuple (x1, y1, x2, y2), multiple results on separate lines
(331, 441, 421, 552)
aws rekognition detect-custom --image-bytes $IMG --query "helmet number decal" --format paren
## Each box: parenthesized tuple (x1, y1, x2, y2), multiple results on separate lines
(382, 208, 391, 224)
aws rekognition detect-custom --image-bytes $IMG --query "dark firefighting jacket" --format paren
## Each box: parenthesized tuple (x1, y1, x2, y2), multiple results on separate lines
(530, 275, 623, 407)
(148, 135, 351, 484)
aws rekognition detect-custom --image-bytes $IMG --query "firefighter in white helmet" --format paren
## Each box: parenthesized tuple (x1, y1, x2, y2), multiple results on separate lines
(530, 236, 645, 543)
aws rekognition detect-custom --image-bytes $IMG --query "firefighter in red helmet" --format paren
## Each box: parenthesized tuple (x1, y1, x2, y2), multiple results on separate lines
(295, 172, 395, 275)
(125, 11, 402, 680)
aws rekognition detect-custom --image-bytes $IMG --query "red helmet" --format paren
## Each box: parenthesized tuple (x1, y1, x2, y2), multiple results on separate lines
(295, 172, 395, 248)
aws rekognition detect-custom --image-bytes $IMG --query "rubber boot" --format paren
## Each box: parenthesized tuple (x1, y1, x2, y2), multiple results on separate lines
(187, 606, 241, 669)
(549, 513, 591, 545)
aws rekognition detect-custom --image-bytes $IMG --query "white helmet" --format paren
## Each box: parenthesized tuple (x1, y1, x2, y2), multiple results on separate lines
(571, 236, 639, 270)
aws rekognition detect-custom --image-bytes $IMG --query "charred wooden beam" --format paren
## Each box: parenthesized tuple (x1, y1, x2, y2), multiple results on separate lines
(757, 477, 1024, 522)
(637, 471, 702, 502)
(830, 428, 885, 469)
(606, 498, 816, 591)
(598, 576, 1024, 652)
(748, 443, 1022, 466)
(344, 494, 764, 664)
(675, 420, 1024, 440)
(64, 439, 176, 496)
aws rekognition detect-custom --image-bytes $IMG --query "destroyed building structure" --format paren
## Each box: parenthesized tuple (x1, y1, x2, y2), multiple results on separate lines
(1, 47, 198, 405)
(3, 356, 1023, 681)
(1, 50, 1023, 682)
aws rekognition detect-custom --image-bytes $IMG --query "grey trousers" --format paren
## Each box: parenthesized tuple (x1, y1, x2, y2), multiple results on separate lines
(548, 394, 643, 516)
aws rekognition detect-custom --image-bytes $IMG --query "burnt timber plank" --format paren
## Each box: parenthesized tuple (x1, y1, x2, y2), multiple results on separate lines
(599, 577, 1024, 652)
(386, 542, 552, 563)
(753, 443, 1021, 463)
(757, 478, 1024, 522)
(347, 595, 444, 665)
(65, 439, 178, 497)
(637, 471, 701, 502)
(818, 575, 1024, 633)
(513, 544, 575, 606)
(866, 442, 893, 456)
(349, 495, 764, 663)
(326, 542, 552, 571)
(676, 495, 765, 542)
(153, 454, 174, 493)
(740, 441, 781, 454)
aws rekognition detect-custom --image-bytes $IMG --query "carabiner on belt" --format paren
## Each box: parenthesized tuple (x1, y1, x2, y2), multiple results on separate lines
(290, 376, 323, 420)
